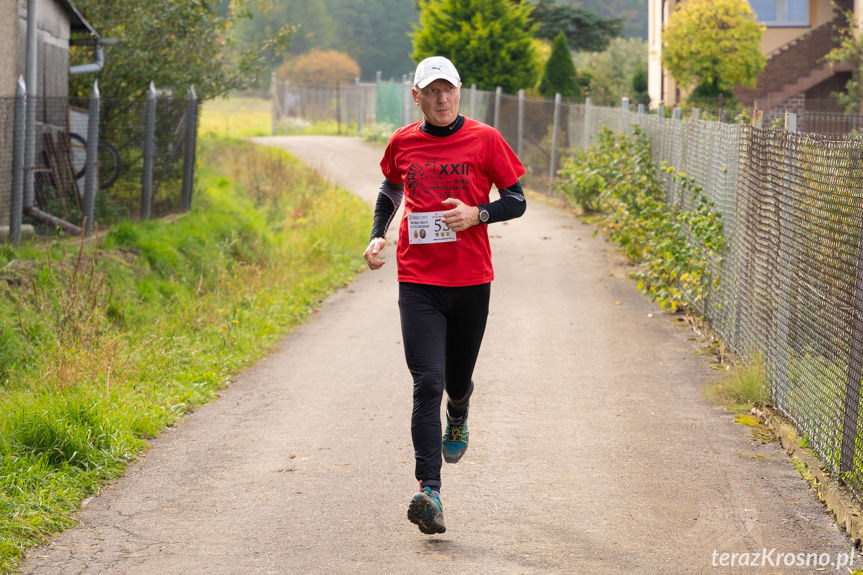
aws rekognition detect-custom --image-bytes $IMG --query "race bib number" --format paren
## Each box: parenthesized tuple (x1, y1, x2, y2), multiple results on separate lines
(407, 211, 456, 244)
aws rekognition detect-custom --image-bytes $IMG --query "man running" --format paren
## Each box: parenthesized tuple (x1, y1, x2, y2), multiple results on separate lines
(363, 56, 526, 534)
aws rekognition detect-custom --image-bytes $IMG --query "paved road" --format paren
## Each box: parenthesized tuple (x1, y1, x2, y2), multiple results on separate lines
(20, 136, 852, 574)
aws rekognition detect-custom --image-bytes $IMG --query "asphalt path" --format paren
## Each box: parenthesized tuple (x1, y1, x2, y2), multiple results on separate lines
(19, 136, 853, 574)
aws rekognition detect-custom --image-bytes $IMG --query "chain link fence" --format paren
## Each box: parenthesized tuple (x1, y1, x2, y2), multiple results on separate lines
(272, 80, 377, 135)
(0, 88, 199, 242)
(273, 80, 863, 505)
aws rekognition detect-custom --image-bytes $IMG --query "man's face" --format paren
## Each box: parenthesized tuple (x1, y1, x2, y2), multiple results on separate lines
(413, 79, 461, 127)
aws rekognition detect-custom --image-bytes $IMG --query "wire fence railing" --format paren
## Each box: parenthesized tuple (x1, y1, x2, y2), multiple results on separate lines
(273, 79, 863, 507)
(0, 82, 199, 243)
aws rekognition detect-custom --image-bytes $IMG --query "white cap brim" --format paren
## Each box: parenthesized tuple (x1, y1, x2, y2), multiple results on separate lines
(415, 74, 460, 89)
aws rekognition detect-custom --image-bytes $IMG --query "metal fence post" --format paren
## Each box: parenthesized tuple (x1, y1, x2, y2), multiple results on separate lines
(9, 77, 26, 245)
(83, 80, 101, 233)
(23, 0, 37, 210)
(637, 103, 645, 114)
(774, 111, 797, 419)
(584, 97, 592, 149)
(271, 72, 278, 135)
(517, 89, 525, 159)
(494, 86, 502, 129)
(469, 83, 476, 119)
(658, 104, 664, 119)
(181, 86, 198, 212)
(842, 197, 863, 473)
(673, 108, 681, 121)
(141, 81, 157, 220)
(621, 97, 630, 130)
(355, 77, 362, 136)
(403, 78, 412, 127)
(549, 93, 561, 193)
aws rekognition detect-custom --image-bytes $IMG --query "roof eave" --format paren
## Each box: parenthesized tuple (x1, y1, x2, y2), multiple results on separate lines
(58, 0, 100, 38)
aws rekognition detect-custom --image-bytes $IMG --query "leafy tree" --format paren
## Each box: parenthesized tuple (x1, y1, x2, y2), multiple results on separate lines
(631, 61, 649, 106)
(412, 0, 537, 94)
(538, 32, 580, 100)
(661, 0, 764, 101)
(230, 0, 418, 82)
(69, 0, 292, 100)
(233, 1, 340, 68)
(578, 37, 646, 106)
(577, 0, 647, 40)
(334, 0, 419, 81)
(530, 0, 623, 53)
(825, 9, 863, 114)
(278, 50, 361, 85)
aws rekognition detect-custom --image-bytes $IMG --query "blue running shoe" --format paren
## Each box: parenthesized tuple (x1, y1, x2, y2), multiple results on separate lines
(407, 487, 446, 534)
(442, 415, 468, 464)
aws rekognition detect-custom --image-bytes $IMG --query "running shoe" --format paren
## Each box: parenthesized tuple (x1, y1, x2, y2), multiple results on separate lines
(442, 415, 469, 464)
(407, 487, 446, 534)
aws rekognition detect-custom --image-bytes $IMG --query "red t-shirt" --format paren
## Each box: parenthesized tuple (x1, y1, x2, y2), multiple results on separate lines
(380, 118, 525, 287)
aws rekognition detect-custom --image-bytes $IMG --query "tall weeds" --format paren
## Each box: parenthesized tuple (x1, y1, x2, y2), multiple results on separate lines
(0, 136, 370, 572)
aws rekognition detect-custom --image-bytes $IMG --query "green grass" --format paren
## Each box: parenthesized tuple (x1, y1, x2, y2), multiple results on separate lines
(0, 134, 370, 572)
(199, 95, 361, 138)
(276, 118, 359, 136)
(702, 354, 769, 413)
(199, 96, 273, 138)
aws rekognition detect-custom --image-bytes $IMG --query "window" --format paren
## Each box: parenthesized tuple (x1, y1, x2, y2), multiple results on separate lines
(750, 0, 809, 27)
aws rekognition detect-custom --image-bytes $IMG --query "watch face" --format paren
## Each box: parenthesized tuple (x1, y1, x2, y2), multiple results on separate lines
(480, 209, 489, 223)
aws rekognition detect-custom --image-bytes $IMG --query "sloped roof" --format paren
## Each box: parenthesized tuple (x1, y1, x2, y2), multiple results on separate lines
(56, 0, 99, 37)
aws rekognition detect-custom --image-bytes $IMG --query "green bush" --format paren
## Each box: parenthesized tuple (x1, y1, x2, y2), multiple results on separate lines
(556, 127, 725, 312)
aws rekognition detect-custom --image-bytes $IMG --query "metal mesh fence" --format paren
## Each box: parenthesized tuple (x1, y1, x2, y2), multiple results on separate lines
(0, 93, 198, 240)
(272, 81, 377, 134)
(0, 99, 15, 240)
(274, 80, 863, 505)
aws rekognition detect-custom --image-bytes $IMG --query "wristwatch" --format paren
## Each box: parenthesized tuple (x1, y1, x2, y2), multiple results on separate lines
(478, 207, 490, 224)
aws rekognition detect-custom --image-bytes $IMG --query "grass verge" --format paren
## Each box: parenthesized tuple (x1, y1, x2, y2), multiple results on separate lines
(702, 354, 769, 413)
(0, 134, 370, 573)
(199, 96, 273, 138)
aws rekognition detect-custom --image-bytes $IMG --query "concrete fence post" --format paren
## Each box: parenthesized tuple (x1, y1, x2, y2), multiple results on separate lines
(673, 108, 681, 121)
(752, 110, 764, 129)
(83, 80, 101, 233)
(141, 81, 157, 220)
(9, 77, 26, 245)
(181, 86, 198, 212)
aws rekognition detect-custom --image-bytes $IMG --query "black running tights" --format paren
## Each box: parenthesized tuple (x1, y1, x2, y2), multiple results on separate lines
(398, 282, 490, 492)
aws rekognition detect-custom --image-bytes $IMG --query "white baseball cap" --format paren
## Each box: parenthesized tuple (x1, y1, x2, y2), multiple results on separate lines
(414, 56, 461, 89)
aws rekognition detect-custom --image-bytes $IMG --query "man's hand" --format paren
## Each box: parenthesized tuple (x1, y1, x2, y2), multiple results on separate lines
(363, 237, 387, 270)
(441, 198, 479, 232)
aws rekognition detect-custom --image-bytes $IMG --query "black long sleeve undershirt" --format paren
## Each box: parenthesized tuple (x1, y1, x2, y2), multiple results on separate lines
(369, 114, 527, 241)
(369, 179, 526, 241)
